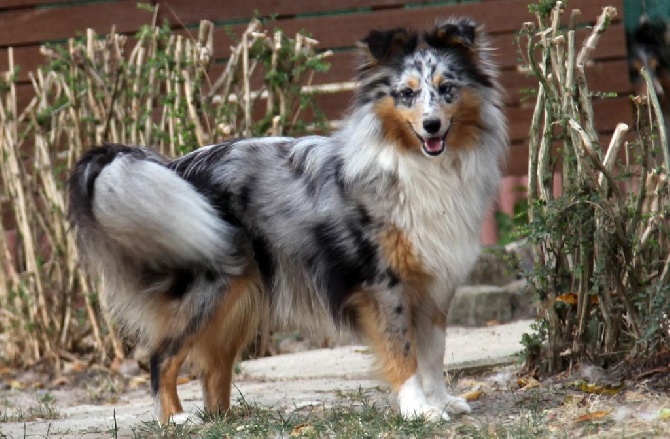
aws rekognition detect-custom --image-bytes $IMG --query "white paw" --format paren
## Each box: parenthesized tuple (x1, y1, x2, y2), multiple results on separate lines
(442, 395, 472, 415)
(398, 375, 449, 422)
(170, 412, 195, 425)
(400, 403, 450, 422)
(425, 387, 472, 416)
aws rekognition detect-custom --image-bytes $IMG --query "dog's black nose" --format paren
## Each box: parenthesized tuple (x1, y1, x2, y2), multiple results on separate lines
(423, 119, 441, 134)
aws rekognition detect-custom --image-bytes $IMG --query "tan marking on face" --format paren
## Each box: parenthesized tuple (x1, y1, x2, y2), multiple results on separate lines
(444, 87, 483, 150)
(347, 292, 417, 390)
(406, 76, 419, 90)
(432, 73, 444, 88)
(373, 96, 422, 152)
(380, 227, 431, 290)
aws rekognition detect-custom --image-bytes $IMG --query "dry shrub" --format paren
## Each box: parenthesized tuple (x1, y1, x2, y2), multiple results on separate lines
(520, 1, 670, 375)
(0, 15, 330, 369)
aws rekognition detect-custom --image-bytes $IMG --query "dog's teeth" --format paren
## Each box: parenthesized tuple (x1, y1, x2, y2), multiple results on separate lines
(424, 137, 442, 152)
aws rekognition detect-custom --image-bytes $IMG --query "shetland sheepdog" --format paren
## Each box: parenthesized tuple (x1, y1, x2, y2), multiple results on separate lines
(68, 17, 508, 423)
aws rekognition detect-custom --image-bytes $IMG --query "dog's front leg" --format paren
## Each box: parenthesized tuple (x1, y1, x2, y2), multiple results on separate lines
(415, 307, 471, 416)
(352, 285, 448, 421)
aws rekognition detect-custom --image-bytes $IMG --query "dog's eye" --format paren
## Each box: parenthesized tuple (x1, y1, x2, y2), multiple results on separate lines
(438, 83, 454, 95)
(399, 88, 415, 99)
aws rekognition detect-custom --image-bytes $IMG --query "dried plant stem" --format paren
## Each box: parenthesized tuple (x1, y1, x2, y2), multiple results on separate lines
(1, 18, 331, 368)
(522, 3, 668, 373)
(641, 68, 670, 170)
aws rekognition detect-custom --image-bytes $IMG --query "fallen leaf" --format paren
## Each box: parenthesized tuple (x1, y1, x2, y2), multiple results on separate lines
(459, 390, 484, 401)
(518, 377, 541, 390)
(575, 410, 611, 423)
(576, 381, 620, 396)
(9, 380, 24, 390)
(50, 376, 69, 387)
(659, 408, 670, 420)
(291, 423, 315, 436)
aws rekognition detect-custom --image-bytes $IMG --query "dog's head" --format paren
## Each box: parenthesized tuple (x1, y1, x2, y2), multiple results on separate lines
(356, 18, 496, 157)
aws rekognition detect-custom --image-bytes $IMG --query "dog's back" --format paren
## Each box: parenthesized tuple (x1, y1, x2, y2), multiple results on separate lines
(68, 17, 508, 424)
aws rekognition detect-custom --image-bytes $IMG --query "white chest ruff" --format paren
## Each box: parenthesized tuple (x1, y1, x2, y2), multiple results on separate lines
(392, 152, 496, 298)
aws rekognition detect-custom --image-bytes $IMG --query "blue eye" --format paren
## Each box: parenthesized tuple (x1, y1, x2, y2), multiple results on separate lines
(399, 88, 415, 99)
(438, 83, 454, 95)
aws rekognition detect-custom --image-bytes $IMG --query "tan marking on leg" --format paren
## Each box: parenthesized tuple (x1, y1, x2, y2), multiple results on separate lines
(200, 352, 236, 416)
(157, 346, 189, 424)
(194, 273, 264, 416)
(379, 227, 431, 291)
(350, 293, 417, 390)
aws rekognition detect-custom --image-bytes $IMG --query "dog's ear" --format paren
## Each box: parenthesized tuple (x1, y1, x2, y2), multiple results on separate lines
(425, 18, 477, 51)
(359, 28, 418, 64)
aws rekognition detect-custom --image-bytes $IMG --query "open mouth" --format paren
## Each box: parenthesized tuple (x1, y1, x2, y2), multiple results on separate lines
(413, 129, 449, 156)
(421, 136, 445, 156)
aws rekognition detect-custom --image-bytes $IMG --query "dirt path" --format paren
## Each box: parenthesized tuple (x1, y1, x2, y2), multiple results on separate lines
(2, 320, 668, 438)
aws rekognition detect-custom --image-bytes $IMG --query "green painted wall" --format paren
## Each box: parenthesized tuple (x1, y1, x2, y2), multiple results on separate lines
(624, 0, 670, 32)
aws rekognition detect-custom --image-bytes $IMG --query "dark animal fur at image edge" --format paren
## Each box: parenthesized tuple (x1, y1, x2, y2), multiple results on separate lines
(68, 17, 508, 423)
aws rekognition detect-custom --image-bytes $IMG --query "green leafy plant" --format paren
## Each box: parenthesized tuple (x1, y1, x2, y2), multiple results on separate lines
(519, 2, 669, 375)
(0, 14, 330, 369)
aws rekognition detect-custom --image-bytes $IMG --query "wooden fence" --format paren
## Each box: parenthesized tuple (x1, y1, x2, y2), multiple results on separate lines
(0, 0, 632, 243)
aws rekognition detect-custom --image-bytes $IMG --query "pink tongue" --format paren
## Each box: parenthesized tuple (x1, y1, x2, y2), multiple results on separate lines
(424, 137, 443, 152)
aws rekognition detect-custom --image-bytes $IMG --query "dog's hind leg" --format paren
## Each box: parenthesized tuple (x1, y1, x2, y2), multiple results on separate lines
(415, 306, 471, 415)
(192, 273, 263, 417)
(351, 285, 448, 421)
(151, 343, 190, 424)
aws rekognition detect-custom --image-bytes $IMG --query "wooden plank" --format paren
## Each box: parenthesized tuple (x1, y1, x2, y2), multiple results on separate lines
(504, 132, 633, 176)
(0, 0, 77, 9)
(310, 91, 633, 142)
(200, 57, 630, 109)
(249, 25, 627, 86)
(507, 96, 633, 146)
(0, 45, 44, 79)
(0, 0, 135, 10)
(158, 0, 622, 32)
(158, 0, 408, 23)
(2, 17, 626, 86)
(0, 1, 152, 47)
(501, 60, 632, 106)
(205, 14, 627, 62)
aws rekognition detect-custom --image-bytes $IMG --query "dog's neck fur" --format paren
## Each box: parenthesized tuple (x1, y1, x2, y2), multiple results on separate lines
(335, 100, 505, 304)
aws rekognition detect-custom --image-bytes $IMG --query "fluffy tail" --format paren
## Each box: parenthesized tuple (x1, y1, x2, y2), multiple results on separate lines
(69, 145, 245, 273)
(68, 145, 247, 347)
